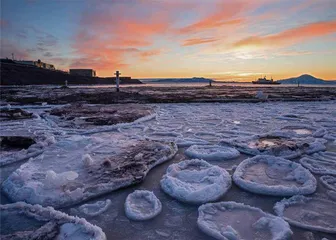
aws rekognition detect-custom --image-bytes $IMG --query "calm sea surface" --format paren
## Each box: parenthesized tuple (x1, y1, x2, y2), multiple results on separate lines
(1, 82, 336, 88)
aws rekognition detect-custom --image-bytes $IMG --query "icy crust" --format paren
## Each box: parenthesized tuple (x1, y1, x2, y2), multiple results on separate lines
(125, 190, 162, 221)
(78, 199, 112, 217)
(185, 145, 240, 161)
(233, 155, 316, 196)
(222, 133, 327, 159)
(0, 148, 43, 167)
(300, 152, 336, 175)
(279, 124, 327, 138)
(145, 131, 182, 142)
(0, 202, 106, 240)
(274, 195, 336, 233)
(160, 159, 232, 204)
(198, 201, 292, 240)
(320, 175, 336, 191)
(176, 138, 209, 147)
(0, 135, 56, 167)
(2, 136, 178, 208)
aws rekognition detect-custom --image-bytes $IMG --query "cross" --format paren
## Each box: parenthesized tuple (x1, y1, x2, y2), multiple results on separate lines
(114, 70, 121, 92)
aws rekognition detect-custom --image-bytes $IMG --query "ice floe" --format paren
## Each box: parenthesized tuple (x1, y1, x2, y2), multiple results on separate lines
(0, 202, 106, 239)
(198, 201, 292, 240)
(233, 155, 316, 196)
(125, 190, 162, 220)
(2, 135, 178, 208)
(280, 124, 327, 138)
(320, 175, 336, 191)
(160, 159, 231, 204)
(300, 151, 336, 175)
(185, 145, 240, 161)
(145, 131, 182, 142)
(274, 195, 336, 233)
(222, 133, 327, 159)
(176, 138, 209, 147)
(78, 199, 112, 217)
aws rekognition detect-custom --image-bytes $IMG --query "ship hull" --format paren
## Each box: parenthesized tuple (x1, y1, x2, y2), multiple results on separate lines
(252, 81, 281, 85)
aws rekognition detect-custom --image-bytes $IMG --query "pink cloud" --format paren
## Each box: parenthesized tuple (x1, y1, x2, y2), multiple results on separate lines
(178, 1, 245, 34)
(182, 37, 218, 46)
(233, 20, 336, 48)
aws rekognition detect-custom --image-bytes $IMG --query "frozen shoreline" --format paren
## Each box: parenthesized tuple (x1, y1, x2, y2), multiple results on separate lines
(1, 100, 336, 239)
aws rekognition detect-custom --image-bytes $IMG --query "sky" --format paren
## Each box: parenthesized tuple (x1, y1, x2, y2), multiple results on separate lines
(1, 0, 336, 81)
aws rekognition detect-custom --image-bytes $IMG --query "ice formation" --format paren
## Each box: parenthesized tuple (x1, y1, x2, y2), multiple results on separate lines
(198, 201, 292, 240)
(160, 159, 231, 204)
(78, 199, 112, 217)
(125, 190, 162, 220)
(222, 133, 326, 159)
(185, 145, 240, 161)
(176, 138, 209, 147)
(2, 135, 178, 208)
(274, 195, 336, 233)
(280, 124, 327, 138)
(0, 147, 44, 167)
(255, 90, 268, 100)
(233, 155, 316, 196)
(320, 175, 336, 191)
(300, 152, 336, 175)
(0, 202, 106, 239)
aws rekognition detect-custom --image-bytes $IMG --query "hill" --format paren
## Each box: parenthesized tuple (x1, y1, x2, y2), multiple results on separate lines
(142, 77, 215, 83)
(277, 74, 336, 85)
(0, 62, 142, 85)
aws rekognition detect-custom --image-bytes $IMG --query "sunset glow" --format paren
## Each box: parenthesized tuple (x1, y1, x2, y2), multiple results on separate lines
(1, 0, 335, 81)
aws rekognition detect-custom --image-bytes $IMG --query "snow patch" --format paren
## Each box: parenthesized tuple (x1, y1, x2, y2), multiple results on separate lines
(160, 159, 231, 204)
(233, 155, 316, 196)
(125, 190, 162, 221)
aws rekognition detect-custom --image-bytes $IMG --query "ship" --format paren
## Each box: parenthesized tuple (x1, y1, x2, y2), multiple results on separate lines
(252, 76, 280, 84)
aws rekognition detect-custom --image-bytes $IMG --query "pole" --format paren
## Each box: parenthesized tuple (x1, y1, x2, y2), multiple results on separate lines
(115, 70, 120, 92)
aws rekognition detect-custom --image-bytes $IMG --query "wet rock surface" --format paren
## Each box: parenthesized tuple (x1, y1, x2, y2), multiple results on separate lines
(0, 108, 34, 120)
(2, 85, 336, 105)
(0, 136, 36, 149)
(49, 104, 155, 128)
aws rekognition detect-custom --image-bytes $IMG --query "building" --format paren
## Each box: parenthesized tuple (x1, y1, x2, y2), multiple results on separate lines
(69, 69, 96, 77)
(15, 59, 55, 70)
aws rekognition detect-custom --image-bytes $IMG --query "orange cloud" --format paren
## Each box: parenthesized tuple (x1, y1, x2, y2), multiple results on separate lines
(182, 37, 218, 46)
(178, 1, 245, 33)
(138, 49, 163, 59)
(234, 20, 336, 48)
(70, 2, 172, 76)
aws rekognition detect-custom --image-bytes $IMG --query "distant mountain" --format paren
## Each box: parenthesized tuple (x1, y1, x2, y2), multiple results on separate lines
(142, 77, 215, 83)
(277, 74, 336, 85)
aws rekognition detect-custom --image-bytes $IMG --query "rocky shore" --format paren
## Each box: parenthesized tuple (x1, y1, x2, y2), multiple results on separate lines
(1, 85, 336, 105)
